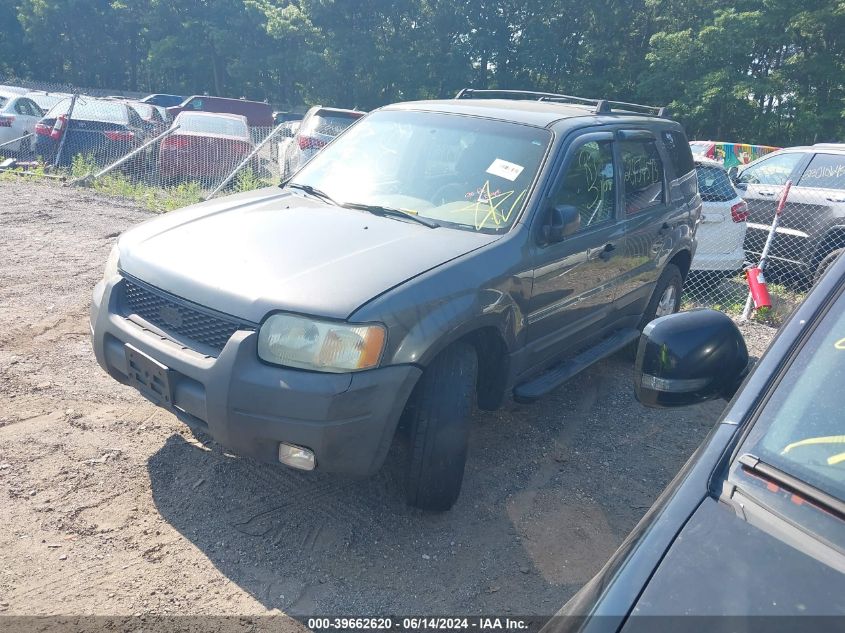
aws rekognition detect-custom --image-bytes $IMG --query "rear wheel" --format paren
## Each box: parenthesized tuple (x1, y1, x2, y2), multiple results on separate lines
(639, 263, 683, 330)
(813, 248, 844, 286)
(405, 343, 477, 512)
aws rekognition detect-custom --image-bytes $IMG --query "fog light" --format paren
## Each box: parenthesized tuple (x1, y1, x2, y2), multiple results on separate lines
(278, 443, 316, 471)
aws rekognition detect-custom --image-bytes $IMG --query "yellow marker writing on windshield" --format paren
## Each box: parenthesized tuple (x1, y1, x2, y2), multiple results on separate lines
(834, 337, 845, 350)
(782, 435, 845, 454)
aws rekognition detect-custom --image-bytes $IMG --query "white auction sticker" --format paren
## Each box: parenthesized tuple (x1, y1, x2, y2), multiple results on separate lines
(486, 158, 524, 181)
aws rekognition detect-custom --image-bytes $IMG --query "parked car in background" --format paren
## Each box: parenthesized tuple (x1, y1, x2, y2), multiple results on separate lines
(140, 94, 184, 108)
(690, 157, 748, 278)
(159, 111, 254, 184)
(734, 144, 845, 284)
(26, 91, 72, 114)
(690, 140, 780, 168)
(0, 91, 43, 156)
(91, 90, 699, 511)
(273, 111, 304, 125)
(547, 255, 845, 632)
(167, 95, 273, 127)
(0, 85, 29, 95)
(282, 105, 364, 176)
(275, 120, 301, 174)
(34, 96, 149, 167)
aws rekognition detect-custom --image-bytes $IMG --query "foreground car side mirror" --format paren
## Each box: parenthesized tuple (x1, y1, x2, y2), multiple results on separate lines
(544, 204, 580, 243)
(634, 309, 749, 408)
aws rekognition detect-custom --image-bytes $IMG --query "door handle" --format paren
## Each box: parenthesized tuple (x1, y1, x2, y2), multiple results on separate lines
(599, 243, 616, 261)
(759, 190, 776, 196)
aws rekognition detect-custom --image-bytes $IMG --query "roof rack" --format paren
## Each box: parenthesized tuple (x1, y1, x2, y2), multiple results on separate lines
(453, 88, 668, 118)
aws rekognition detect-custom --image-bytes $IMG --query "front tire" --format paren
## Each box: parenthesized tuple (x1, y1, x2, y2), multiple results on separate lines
(405, 343, 477, 511)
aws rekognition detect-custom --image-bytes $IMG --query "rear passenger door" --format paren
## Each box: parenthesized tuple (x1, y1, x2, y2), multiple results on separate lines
(525, 133, 624, 369)
(613, 131, 680, 315)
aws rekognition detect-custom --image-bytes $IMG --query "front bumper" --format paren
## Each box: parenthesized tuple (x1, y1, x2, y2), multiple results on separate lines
(90, 276, 421, 477)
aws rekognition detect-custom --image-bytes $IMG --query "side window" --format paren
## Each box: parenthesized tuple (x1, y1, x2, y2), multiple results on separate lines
(661, 130, 695, 177)
(13, 99, 27, 116)
(553, 140, 616, 230)
(620, 140, 665, 214)
(797, 154, 845, 190)
(189, 98, 203, 110)
(738, 152, 803, 186)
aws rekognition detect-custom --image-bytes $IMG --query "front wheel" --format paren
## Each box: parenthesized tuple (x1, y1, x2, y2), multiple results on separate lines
(404, 343, 477, 511)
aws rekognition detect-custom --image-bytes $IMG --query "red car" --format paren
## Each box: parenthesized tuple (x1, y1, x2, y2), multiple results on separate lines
(159, 111, 255, 183)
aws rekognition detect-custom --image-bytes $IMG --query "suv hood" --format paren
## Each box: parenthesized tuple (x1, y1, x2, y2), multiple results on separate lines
(118, 188, 497, 323)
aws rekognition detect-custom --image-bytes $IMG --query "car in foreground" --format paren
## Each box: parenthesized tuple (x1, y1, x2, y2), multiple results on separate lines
(159, 111, 254, 183)
(689, 157, 748, 278)
(91, 89, 699, 511)
(34, 96, 149, 167)
(282, 105, 364, 176)
(546, 255, 845, 632)
(735, 144, 845, 284)
(0, 91, 43, 156)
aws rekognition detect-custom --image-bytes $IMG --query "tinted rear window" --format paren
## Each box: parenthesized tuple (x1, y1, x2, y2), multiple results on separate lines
(307, 112, 362, 137)
(46, 98, 129, 124)
(798, 153, 845, 190)
(177, 114, 248, 137)
(696, 164, 736, 201)
(662, 130, 696, 176)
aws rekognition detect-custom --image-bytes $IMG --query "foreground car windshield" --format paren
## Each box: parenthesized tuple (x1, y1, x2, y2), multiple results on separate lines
(741, 287, 845, 502)
(289, 110, 552, 232)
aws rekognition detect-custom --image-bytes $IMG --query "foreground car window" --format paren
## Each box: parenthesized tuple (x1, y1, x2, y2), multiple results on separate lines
(741, 288, 845, 502)
(290, 110, 552, 232)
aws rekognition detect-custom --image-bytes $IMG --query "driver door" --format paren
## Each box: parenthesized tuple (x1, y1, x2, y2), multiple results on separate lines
(524, 133, 624, 371)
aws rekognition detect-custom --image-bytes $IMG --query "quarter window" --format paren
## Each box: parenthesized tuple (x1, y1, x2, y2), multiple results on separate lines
(552, 140, 616, 230)
(738, 152, 803, 186)
(620, 140, 665, 214)
(661, 130, 695, 177)
(797, 154, 845, 190)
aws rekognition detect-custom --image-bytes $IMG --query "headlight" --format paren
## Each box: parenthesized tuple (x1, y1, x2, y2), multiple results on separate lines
(103, 244, 121, 280)
(257, 313, 386, 373)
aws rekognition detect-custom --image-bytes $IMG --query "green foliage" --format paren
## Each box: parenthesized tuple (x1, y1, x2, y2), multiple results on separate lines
(3, 0, 845, 145)
(232, 166, 264, 193)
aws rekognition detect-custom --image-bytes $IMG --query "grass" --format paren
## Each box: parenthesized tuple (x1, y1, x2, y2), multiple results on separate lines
(63, 152, 266, 212)
(682, 271, 806, 326)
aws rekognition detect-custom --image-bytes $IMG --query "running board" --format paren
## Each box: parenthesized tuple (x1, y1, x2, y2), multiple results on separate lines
(513, 328, 641, 403)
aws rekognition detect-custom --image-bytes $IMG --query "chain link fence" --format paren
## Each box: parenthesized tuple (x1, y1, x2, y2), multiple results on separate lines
(683, 148, 845, 325)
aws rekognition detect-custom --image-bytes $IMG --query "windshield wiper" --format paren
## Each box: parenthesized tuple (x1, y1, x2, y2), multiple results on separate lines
(738, 453, 845, 519)
(342, 202, 439, 228)
(286, 183, 340, 206)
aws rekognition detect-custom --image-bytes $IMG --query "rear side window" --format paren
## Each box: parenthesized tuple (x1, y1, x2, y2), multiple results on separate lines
(797, 154, 845, 190)
(0, 96, 8, 109)
(662, 130, 695, 177)
(696, 164, 736, 202)
(621, 140, 665, 214)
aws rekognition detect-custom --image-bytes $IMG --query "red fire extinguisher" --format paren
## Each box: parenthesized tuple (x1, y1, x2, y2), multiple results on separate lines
(746, 266, 771, 309)
(741, 180, 792, 319)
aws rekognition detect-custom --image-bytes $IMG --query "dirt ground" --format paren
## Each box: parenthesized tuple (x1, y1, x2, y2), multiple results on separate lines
(0, 180, 777, 624)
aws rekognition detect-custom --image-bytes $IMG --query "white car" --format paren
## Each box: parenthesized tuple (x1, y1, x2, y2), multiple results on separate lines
(282, 106, 364, 177)
(0, 92, 43, 156)
(691, 157, 749, 276)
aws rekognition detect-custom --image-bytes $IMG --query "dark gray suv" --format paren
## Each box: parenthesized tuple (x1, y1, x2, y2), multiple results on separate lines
(90, 89, 700, 510)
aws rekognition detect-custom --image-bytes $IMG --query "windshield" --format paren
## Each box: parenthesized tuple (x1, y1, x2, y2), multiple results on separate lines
(289, 109, 552, 233)
(739, 288, 845, 502)
(176, 113, 248, 137)
(46, 97, 128, 124)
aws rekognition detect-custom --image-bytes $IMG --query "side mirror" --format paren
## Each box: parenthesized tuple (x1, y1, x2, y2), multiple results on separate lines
(545, 204, 580, 243)
(634, 309, 749, 408)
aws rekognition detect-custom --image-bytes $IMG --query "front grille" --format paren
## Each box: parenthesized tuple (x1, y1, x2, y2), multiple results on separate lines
(122, 277, 254, 353)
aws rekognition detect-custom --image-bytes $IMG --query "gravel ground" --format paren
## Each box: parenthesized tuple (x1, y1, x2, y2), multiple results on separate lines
(0, 180, 777, 625)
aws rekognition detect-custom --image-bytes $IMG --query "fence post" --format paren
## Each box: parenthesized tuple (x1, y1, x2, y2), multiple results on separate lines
(68, 124, 181, 187)
(205, 121, 288, 200)
(53, 93, 78, 169)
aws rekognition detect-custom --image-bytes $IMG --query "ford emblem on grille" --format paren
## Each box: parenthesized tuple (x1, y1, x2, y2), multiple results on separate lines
(158, 305, 183, 329)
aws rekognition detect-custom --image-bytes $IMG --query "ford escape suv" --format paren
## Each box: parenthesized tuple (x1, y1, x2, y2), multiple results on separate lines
(91, 89, 700, 511)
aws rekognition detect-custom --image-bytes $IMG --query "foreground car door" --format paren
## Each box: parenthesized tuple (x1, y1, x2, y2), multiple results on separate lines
(525, 133, 623, 370)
